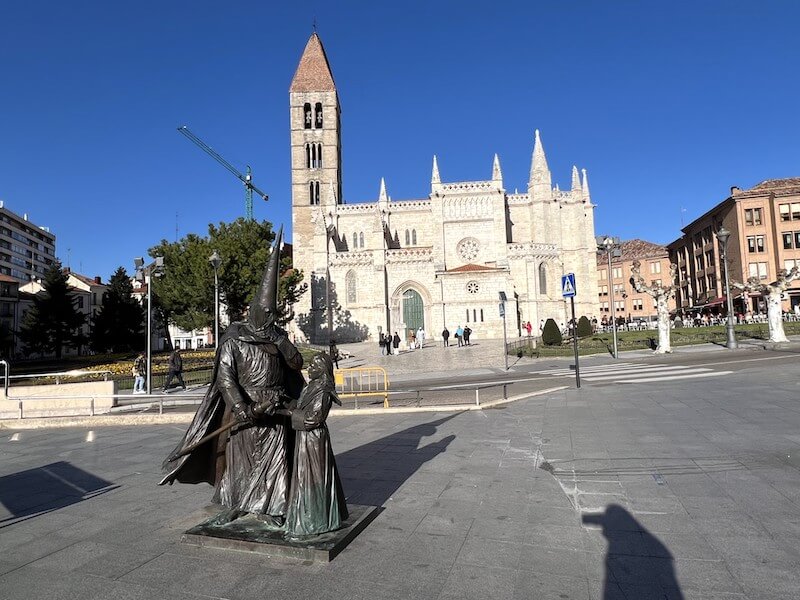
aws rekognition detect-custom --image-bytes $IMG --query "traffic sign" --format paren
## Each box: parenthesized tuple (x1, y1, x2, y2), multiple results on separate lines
(561, 273, 576, 298)
(498, 303, 505, 317)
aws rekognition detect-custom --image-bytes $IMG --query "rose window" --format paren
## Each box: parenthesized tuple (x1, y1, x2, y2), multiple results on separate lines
(457, 237, 480, 262)
(466, 281, 480, 294)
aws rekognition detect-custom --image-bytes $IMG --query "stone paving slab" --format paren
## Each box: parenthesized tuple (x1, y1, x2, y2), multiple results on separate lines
(1, 357, 800, 598)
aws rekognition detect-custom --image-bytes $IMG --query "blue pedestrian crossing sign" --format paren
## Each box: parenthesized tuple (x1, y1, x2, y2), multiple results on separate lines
(561, 273, 577, 298)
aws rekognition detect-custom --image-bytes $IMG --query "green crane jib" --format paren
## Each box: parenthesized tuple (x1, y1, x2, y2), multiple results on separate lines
(177, 125, 268, 220)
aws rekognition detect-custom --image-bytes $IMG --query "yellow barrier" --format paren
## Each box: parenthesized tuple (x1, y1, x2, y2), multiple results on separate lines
(334, 366, 390, 409)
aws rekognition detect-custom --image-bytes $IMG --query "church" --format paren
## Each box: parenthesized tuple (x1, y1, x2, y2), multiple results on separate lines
(289, 33, 598, 343)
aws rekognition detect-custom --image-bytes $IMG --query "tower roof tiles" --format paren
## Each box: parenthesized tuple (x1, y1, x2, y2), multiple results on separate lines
(290, 33, 336, 92)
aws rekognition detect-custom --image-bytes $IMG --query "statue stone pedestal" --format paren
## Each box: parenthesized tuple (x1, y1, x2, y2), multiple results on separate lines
(181, 504, 381, 562)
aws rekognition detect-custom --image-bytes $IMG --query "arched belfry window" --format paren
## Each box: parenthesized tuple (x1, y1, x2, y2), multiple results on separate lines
(305, 144, 311, 168)
(346, 270, 357, 305)
(303, 103, 312, 129)
(310, 144, 316, 168)
(315, 103, 323, 128)
(412, 229, 417, 245)
(352, 232, 357, 250)
(309, 181, 320, 205)
(538, 263, 548, 295)
(317, 143, 323, 168)
(405, 229, 410, 245)
(359, 232, 364, 248)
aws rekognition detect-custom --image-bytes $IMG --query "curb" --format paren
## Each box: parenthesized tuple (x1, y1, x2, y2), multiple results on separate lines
(0, 386, 568, 430)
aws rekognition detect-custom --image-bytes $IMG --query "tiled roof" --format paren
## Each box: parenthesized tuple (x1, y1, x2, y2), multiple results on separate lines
(290, 33, 336, 92)
(750, 177, 800, 190)
(737, 177, 800, 198)
(448, 263, 504, 273)
(597, 239, 668, 266)
(63, 269, 105, 287)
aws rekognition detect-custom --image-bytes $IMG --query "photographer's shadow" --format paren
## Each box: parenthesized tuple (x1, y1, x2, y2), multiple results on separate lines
(583, 504, 684, 599)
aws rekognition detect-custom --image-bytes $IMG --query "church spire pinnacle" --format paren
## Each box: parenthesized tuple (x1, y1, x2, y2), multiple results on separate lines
(379, 177, 388, 203)
(431, 155, 441, 185)
(290, 32, 336, 92)
(492, 153, 503, 183)
(528, 129, 551, 199)
(571, 165, 581, 192)
(581, 168, 591, 202)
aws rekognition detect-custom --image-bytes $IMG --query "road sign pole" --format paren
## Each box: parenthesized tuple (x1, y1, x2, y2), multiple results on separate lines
(570, 295, 580, 388)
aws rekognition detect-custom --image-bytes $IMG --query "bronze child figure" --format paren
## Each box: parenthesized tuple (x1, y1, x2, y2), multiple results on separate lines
(281, 352, 348, 538)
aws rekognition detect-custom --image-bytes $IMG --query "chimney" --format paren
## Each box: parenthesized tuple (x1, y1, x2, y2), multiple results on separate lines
(730, 186, 740, 195)
(94, 276, 102, 284)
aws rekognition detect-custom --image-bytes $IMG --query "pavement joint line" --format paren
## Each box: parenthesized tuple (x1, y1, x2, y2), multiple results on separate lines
(0, 386, 569, 428)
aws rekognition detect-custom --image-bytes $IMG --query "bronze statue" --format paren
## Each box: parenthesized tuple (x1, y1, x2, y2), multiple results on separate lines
(281, 352, 348, 538)
(159, 228, 306, 528)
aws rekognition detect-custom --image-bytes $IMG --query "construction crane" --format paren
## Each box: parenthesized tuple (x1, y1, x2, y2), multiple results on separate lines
(177, 125, 268, 220)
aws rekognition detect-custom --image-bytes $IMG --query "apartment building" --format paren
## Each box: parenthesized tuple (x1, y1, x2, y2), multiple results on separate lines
(597, 239, 676, 320)
(668, 178, 800, 314)
(0, 201, 56, 283)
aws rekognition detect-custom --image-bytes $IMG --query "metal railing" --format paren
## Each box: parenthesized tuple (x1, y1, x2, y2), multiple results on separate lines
(334, 366, 390, 409)
(385, 381, 512, 409)
(8, 369, 112, 384)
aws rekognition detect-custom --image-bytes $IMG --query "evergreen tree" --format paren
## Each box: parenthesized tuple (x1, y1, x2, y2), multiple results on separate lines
(91, 267, 145, 353)
(576, 316, 592, 338)
(18, 263, 85, 358)
(541, 318, 563, 346)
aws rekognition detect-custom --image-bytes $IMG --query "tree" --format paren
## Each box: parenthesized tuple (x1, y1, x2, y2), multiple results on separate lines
(733, 266, 799, 343)
(541, 318, 562, 346)
(90, 267, 145, 353)
(149, 218, 307, 331)
(576, 316, 592, 338)
(630, 260, 678, 354)
(18, 263, 85, 358)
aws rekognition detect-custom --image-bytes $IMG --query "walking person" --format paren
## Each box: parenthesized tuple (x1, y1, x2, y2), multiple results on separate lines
(417, 326, 426, 349)
(392, 332, 401, 355)
(379, 332, 387, 356)
(442, 327, 450, 347)
(163, 348, 186, 392)
(455, 325, 464, 347)
(132, 353, 146, 394)
(525, 321, 532, 338)
(463, 325, 472, 346)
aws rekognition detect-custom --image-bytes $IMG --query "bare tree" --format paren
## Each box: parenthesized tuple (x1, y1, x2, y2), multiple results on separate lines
(732, 267, 799, 343)
(630, 260, 678, 354)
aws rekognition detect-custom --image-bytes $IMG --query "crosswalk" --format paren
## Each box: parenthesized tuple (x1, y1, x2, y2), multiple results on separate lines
(532, 361, 733, 384)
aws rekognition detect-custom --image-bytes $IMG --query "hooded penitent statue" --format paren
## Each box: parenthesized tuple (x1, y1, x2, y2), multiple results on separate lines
(159, 229, 307, 527)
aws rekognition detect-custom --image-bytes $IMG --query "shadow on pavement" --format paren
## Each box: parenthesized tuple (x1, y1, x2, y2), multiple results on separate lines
(336, 414, 458, 506)
(583, 504, 684, 599)
(0, 461, 117, 528)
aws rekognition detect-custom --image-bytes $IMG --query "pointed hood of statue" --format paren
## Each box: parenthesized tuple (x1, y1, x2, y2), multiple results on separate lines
(248, 227, 283, 331)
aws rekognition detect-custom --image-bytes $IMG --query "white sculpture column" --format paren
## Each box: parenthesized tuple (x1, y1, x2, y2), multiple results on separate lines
(630, 260, 678, 354)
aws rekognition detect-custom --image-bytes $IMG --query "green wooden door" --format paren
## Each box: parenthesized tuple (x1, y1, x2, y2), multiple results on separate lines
(402, 289, 424, 333)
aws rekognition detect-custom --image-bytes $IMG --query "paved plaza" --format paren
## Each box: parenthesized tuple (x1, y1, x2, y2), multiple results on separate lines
(2, 349, 800, 599)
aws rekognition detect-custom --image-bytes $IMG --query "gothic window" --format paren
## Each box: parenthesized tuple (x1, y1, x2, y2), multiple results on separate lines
(352, 232, 357, 249)
(405, 229, 410, 245)
(305, 144, 311, 168)
(359, 232, 364, 248)
(303, 103, 312, 129)
(346, 270, 357, 305)
(538, 263, 547, 295)
(466, 309, 469, 323)
(311, 144, 316, 168)
(457, 237, 480, 262)
(309, 181, 320, 205)
(317, 143, 323, 168)
(412, 229, 417, 245)
(466, 281, 479, 294)
(315, 103, 323, 128)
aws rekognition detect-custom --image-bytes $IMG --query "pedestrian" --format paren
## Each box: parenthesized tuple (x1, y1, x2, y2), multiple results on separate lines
(455, 325, 464, 347)
(442, 327, 450, 347)
(163, 348, 186, 392)
(409, 331, 416, 351)
(463, 325, 472, 346)
(132, 352, 146, 394)
(392, 332, 401, 355)
(417, 326, 426, 348)
(525, 321, 532, 337)
(379, 332, 387, 356)
(539, 319, 545, 334)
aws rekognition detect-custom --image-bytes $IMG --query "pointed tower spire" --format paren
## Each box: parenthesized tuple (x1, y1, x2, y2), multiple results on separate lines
(571, 166, 581, 191)
(290, 33, 336, 92)
(492, 153, 503, 183)
(379, 177, 388, 202)
(581, 168, 591, 203)
(431, 155, 441, 184)
(528, 129, 552, 200)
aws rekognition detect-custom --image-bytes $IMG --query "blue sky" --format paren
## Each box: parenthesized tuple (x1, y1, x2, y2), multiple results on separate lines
(2, 1, 799, 280)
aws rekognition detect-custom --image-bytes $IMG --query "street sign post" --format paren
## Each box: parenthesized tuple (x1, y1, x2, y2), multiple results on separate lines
(562, 273, 580, 388)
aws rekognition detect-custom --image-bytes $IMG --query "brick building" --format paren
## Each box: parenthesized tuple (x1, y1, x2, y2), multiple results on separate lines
(668, 179, 800, 314)
(596, 239, 676, 321)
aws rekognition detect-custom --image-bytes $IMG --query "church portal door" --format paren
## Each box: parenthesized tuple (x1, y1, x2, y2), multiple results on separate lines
(402, 289, 424, 336)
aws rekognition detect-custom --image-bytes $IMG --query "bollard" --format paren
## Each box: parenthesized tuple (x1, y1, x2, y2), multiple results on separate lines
(159, 396, 164, 415)
(475, 388, 480, 406)
(18, 400, 23, 419)
(89, 397, 95, 417)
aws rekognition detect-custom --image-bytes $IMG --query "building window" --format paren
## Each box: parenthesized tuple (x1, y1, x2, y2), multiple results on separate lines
(412, 229, 417, 245)
(749, 262, 768, 280)
(784, 232, 793, 249)
(309, 181, 320, 205)
(600, 301, 609, 312)
(612, 267, 622, 279)
(599, 285, 608, 296)
(466, 281, 479, 294)
(780, 204, 791, 222)
(696, 255, 704, 270)
(649, 262, 661, 274)
(744, 208, 763, 226)
(303, 103, 312, 129)
(633, 299, 643, 311)
(352, 232, 357, 249)
(359, 232, 364, 248)
(480, 309, 484, 322)
(615, 300, 624, 312)
(794, 204, 800, 220)
(705, 250, 715, 267)
(786, 259, 799, 271)
(314, 103, 323, 128)
(747, 235, 765, 253)
(707, 274, 716, 291)
(598, 269, 607, 280)
(346, 270, 356, 305)
(538, 263, 547, 295)
(466, 309, 469, 323)
(305, 144, 311, 168)
(405, 229, 410, 245)
(316, 143, 323, 168)
(796, 231, 800, 249)
(613, 283, 625, 295)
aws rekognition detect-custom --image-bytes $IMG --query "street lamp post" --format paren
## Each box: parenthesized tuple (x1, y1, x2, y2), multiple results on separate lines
(135, 256, 164, 394)
(597, 236, 622, 359)
(716, 227, 738, 350)
(208, 250, 221, 349)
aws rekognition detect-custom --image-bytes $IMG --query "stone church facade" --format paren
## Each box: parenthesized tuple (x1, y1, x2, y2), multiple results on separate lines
(290, 33, 598, 343)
